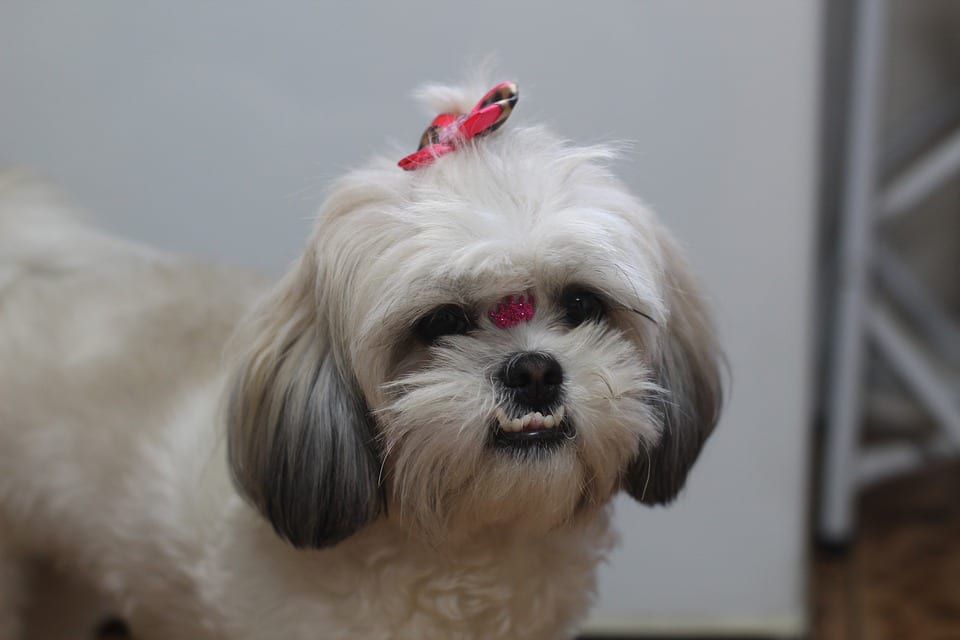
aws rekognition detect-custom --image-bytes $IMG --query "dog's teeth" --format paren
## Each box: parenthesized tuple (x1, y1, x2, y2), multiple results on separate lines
(496, 408, 566, 432)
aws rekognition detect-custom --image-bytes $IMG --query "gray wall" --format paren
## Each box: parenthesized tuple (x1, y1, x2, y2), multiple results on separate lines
(0, 2, 820, 634)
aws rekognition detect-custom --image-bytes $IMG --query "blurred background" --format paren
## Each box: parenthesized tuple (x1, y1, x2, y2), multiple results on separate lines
(0, 1, 957, 638)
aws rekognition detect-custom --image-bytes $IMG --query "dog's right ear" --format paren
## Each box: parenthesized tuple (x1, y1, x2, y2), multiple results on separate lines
(226, 250, 382, 548)
(623, 233, 723, 506)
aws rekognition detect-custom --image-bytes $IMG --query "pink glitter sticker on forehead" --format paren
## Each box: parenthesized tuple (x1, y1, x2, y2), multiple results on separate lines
(489, 293, 535, 329)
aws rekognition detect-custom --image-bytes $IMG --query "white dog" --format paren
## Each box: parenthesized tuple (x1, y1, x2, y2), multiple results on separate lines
(0, 78, 722, 639)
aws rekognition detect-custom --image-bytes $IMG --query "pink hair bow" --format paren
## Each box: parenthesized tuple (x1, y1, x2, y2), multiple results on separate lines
(398, 81, 519, 171)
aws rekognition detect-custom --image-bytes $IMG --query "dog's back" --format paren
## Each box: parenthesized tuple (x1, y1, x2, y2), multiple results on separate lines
(0, 173, 264, 636)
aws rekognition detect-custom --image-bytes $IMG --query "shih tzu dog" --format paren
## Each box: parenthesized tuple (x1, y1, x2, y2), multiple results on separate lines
(0, 77, 722, 639)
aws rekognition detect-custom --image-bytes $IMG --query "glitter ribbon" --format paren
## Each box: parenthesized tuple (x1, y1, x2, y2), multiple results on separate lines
(489, 293, 535, 329)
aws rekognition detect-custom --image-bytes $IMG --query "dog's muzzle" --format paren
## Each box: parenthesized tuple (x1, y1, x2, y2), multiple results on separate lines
(491, 352, 575, 450)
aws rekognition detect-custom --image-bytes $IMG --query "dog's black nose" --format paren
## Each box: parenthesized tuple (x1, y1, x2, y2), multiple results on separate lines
(498, 352, 564, 410)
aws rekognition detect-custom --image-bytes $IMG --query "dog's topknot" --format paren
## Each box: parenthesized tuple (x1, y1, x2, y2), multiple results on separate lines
(412, 62, 508, 116)
(413, 81, 488, 117)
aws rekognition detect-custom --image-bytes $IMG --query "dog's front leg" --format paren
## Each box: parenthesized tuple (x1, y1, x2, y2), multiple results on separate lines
(0, 537, 26, 640)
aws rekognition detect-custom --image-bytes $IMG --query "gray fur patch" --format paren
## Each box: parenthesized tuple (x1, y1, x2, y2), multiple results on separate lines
(261, 356, 382, 548)
(226, 298, 383, 549)
(625, 291, 723, 505)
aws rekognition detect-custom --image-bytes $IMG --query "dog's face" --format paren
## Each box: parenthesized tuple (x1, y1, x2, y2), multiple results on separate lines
(226, 126, 722, 549)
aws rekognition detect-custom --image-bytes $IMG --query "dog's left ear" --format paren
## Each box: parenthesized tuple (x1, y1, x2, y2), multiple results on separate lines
(624, 234, 723, 505)
(226, 249, 383, 548)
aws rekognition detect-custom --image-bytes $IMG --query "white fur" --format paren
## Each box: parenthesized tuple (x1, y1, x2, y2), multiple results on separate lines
(0, 80, 721, 639)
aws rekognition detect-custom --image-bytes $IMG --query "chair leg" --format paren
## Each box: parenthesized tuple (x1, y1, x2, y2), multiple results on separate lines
(817, 0, 890, 546)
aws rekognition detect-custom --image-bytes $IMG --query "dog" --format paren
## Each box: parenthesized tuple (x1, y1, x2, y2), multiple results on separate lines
(0, 77, 722, 639)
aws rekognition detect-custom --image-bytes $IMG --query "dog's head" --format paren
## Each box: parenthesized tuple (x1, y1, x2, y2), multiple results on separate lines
(226, 80, 722, 548)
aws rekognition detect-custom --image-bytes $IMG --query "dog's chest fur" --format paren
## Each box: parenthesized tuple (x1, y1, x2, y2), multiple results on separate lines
(194, 506, 615, 639)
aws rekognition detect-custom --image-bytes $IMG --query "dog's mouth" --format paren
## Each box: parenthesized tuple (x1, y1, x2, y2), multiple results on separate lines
(491, 406, 574, 450)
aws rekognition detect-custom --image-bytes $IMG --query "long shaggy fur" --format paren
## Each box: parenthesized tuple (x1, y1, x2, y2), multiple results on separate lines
(0, 76, 722, 639)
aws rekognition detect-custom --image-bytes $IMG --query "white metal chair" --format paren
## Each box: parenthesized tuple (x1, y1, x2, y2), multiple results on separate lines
(819, 0, 960, 545)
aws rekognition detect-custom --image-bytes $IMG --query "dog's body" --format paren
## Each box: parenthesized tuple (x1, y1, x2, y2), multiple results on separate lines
(0, 80, 721, 639)
(0, 175, 611, 639)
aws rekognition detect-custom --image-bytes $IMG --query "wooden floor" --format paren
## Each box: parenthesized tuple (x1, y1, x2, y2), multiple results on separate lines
(812, 460, 960, 639)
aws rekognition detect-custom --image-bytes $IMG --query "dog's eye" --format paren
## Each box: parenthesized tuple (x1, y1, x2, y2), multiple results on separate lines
(560, 288, 605, 326)
(414, 305, 474, 343)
